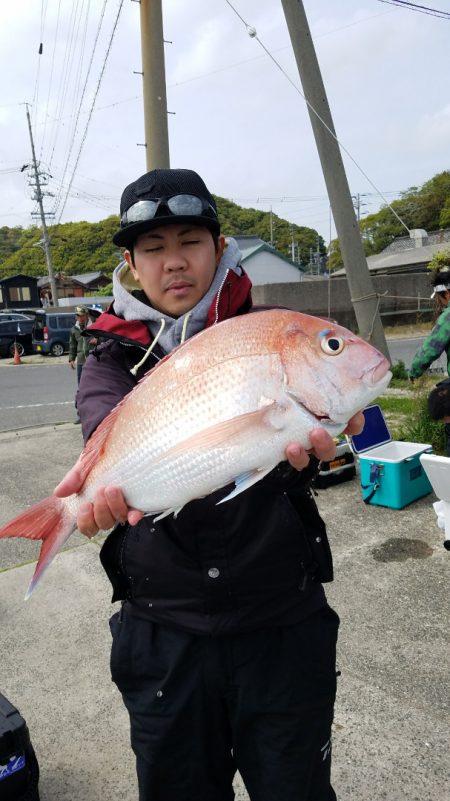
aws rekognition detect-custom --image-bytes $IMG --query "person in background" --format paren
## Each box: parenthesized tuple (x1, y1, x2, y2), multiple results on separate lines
(68, 304, 96, 423)
(55, 167, 364, 801)
(427, 376, 450, 455)
(408, 270, 450, 454)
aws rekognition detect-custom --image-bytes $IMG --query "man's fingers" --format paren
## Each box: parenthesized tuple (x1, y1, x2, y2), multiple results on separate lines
(344, 411, 365, 437)
(128, 509, 144, 526)
(53, 466, 84, 497)
(77, 502, 100, 539)
(309, 428, 337, 463)
(285, 443, 310, 471)
(104, 486, 129, 525)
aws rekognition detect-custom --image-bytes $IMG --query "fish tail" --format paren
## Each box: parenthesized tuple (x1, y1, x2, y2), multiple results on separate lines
(0, 496, 76, 599)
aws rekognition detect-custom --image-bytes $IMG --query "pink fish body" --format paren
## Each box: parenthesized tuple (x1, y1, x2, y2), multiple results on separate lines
(0, 310, 391, 597)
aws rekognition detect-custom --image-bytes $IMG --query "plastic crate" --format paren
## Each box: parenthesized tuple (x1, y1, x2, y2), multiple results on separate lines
(0, 693, 40, 800)
(314, 441, 356, 489)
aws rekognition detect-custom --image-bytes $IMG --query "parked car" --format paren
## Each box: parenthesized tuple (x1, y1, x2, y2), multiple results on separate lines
(0, 312, 34, 322)
(32, 311, 77, 356)
(0, 318, 34, 357)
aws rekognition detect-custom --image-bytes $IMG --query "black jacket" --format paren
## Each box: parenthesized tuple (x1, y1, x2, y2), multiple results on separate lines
(78, 285, 333, 635)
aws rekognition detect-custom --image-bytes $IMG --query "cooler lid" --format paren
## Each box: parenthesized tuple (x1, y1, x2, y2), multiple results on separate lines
(350, 404, 392, 454)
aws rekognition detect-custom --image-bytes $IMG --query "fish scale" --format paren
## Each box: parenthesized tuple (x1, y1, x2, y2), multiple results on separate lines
(0, 309, 392, 597)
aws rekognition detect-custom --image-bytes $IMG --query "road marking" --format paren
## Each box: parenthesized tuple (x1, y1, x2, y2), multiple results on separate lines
(0, 402, 73, 410)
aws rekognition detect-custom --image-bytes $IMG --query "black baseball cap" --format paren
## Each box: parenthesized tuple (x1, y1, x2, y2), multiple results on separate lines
(113, 168, 220, 247)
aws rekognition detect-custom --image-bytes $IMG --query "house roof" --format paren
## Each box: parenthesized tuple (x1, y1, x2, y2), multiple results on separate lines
(71, 272, 110, 285)
(232, 235, 305, 272)
(37, 271, 110, 287)
(332, 232, 450, 277)
(0, 273, 38, 284)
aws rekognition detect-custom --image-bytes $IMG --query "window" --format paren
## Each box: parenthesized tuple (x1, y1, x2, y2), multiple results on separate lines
(9, 286, 31, 302)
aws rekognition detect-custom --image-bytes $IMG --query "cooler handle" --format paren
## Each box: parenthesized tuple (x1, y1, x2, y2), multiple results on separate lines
(361, 463, 382, 504)
(405, 447, 433, 463)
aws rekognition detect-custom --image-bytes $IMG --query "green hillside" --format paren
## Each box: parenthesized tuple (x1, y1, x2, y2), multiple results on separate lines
(0, 197, 325, 280)
(328, 170, 450, 270)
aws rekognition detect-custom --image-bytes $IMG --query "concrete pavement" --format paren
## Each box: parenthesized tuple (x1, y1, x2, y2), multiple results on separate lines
(0, 423, 448, 801)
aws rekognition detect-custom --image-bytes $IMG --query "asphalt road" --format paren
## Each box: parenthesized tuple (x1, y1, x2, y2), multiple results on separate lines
(0, 362, 78, 432)
(0, 335, 446, 434)
(388, 335, 447, 373)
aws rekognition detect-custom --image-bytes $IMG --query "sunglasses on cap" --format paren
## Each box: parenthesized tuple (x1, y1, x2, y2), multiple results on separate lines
(120, 195, 217, 227)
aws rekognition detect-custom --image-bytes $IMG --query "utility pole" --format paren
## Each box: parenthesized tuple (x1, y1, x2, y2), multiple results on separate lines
(25, 104, 59, 308)
(139, 0, 170, 169)
(280, 0, 389, 358)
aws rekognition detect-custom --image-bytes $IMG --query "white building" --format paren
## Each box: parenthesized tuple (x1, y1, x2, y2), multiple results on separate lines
(232, 236, 304, 285)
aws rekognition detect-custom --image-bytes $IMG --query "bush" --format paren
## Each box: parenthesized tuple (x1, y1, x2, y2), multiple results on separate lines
(397, 389, 447, 454)
(390, 360, 409, 380)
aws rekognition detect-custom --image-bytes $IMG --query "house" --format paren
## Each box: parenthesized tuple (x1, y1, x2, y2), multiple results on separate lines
(0, 274, 40, 310)
(232, 236, 304, 285)
(332, 228, 450, 277)
(37, 271, 111, 305)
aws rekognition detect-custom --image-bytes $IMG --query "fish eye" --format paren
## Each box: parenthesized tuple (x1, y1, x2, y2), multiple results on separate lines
(320, 335, 345, 355)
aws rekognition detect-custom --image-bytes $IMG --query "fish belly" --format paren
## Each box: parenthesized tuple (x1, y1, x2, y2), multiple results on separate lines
(80, 352, 299, 514)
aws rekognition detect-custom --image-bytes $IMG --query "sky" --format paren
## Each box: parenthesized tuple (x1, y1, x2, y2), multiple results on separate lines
(0, 0, 449, 250)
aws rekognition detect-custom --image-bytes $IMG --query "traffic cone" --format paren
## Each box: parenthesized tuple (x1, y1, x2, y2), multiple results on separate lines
(13, 343, 22, 365)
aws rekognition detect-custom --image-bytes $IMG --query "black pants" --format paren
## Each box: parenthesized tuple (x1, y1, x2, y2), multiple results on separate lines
(445, 423, 450, 456)
(109, 606, 339, 801)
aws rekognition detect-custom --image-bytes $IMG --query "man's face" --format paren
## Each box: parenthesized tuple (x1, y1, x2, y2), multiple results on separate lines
(124, 223, 224, 318)
(437, 290, 450, 308)
(76, 313, 88, 325)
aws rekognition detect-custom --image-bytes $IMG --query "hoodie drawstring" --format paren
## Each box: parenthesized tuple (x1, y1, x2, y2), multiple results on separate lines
(130, 319, 166, 377)
(180, 311, 191, 344)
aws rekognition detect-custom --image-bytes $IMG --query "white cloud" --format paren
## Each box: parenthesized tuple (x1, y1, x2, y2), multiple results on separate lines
(0, 0, 448, 244)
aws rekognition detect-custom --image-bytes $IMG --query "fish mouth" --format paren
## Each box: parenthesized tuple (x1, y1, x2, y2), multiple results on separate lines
(288, 367, 392, 434)
(287, 392, 345, 436)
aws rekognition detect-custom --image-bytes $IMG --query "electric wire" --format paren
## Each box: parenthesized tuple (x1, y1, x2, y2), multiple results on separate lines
(376, 0, 450, 19)
(39, 0, 63, 162)
(30, 8, 394, 127)
(44, 0, 85, 170)
(51, 0, 93, 211)
(224, 0, 412, 236)
(51, 0, 108, 217)
(56, 0, 125, 223)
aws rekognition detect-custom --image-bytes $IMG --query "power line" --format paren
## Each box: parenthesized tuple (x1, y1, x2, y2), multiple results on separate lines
(51, 0, 108, 216)
(56, 0, 125, 223)
(376, 0, 450, 19)
(224, 0, 411, 235)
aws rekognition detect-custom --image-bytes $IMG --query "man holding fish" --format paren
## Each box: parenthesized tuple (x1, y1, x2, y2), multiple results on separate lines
(1, 168, 392, 800)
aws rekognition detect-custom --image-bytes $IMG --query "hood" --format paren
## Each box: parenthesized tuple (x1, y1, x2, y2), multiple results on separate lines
(88, 237, 252, 354)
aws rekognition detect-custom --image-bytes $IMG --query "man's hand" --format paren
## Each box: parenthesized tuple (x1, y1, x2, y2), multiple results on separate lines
(69, 360, 76, 369)
(53, 466, 143, 538)
(285, 411, 365, 471)
(55, 412, 367, 535)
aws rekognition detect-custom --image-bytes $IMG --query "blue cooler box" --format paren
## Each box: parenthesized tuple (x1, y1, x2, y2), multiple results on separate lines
(351, 405, 433, 509)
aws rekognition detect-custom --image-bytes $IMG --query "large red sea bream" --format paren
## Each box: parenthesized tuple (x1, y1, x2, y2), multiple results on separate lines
(0, 310, 391, 597)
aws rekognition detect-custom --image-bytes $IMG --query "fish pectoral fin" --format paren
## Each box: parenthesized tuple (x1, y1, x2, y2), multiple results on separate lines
(152, 506, 185, 522)
(217, 466, 275, 505)
(155, 403, 284, 463)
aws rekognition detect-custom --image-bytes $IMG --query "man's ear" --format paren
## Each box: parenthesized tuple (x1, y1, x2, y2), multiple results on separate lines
(216, 235, 226, 265)
(124, 249, 139, 281)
